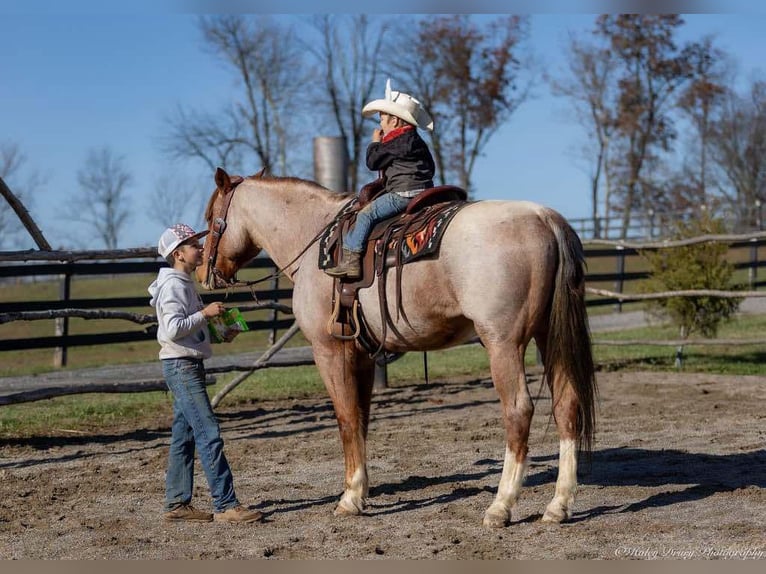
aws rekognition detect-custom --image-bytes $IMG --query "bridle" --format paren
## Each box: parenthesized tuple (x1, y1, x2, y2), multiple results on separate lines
(205, 177, 354, 291)
(205, 176, 242, 290)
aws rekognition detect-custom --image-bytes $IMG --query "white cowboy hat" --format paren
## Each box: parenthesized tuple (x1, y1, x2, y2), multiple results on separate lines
(362, 79, 434, 131)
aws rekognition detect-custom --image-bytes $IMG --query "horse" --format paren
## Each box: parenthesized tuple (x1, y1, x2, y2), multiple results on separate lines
(198, 167, 597, 528)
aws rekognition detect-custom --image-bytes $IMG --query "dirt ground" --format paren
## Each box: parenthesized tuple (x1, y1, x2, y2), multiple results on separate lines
(0, 370, 764, 560)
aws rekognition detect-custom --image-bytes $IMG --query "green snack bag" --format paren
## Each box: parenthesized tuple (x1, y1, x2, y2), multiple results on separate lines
(207, 307, 249, 343)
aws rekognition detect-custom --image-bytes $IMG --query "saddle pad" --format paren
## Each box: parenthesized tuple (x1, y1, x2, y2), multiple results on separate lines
(318, 199, 466, 269)
(380, 201, 465, 264)
(318, 197, 359, 269)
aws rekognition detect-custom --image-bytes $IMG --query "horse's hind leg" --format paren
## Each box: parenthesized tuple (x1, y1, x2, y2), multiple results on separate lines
(542, 369, 579, 523)
(312, 339, 375, 516)
(480, 336, 533, 528)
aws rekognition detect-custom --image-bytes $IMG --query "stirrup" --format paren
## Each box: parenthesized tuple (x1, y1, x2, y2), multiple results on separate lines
(327, 296, 361, 341)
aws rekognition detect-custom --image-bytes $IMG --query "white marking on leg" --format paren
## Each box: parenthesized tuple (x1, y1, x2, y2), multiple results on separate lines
(483, 446, 528, 527)
(336, 466, 368, 515)
(542, 438, 577, 523)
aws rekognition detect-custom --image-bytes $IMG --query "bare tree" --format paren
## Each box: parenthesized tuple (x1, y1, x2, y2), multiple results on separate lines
(70, 147, 132, 249)
(162, 16, 309, 177)
(595, 15, 701, 238)
(146, 174, 193, 228)
(387, 15, 531, 196)
(677, 36, 729, 205)
(708, 79, 766, 230)
(162, 106, 244, 173)
(550, 33, 618, 238)
(304, 15, 389, 192)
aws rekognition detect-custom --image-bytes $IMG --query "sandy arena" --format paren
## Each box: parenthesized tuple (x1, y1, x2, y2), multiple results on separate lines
(0, 370, 764, 559)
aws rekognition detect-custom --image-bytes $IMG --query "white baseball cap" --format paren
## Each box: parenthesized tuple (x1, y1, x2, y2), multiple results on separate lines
(158, 223, 209, 259)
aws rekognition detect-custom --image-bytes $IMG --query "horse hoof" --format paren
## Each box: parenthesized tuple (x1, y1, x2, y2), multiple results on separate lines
(541, 505, 568, 524)
(482, 508, 510, 529)
(333, 497, 364, 517)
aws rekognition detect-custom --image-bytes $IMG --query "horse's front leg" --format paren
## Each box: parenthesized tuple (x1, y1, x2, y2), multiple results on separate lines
(312, 339, 375, 516)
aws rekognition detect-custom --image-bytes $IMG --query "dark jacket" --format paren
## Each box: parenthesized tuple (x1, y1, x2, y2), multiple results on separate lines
(366, 127, 435, 196)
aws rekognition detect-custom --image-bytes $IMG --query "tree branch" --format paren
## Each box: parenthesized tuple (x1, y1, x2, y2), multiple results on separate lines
(0, 302, 293, 325)
(0, 175, 51, 250)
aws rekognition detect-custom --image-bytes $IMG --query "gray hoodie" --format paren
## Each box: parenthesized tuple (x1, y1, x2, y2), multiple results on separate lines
(148, 267, 212, 360)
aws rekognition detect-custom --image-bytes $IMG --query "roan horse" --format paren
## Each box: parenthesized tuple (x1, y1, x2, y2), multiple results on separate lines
(198, 167, 597, 527)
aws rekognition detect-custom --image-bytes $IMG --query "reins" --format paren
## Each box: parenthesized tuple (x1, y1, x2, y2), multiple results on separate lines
(227, 223, 331, 288)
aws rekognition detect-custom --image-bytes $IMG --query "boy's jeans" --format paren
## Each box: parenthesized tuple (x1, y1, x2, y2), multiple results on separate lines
(343, 192, 411, 253)
(161, 358, 238, 513)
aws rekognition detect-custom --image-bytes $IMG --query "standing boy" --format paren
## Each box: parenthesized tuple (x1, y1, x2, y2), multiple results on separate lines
(149, 223, 262, 524)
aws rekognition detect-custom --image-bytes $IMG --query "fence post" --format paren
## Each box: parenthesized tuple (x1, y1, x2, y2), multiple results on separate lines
(748, 238, 758, 289)
(614, 245, 625, 313)
(373, 356, 388, 390)
(53, 271, 71, 367)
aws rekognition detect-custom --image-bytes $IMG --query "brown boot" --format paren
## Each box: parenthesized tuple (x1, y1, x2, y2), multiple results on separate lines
(213, 505, 264, 524)
(163, 504, 213, 522)
(325, 248, 361, 279)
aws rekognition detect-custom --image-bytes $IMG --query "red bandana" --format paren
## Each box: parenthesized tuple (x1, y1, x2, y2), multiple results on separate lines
(381, 124, 414, 144)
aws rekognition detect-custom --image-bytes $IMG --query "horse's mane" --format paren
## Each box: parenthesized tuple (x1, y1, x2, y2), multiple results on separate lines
(203, 188, 218, 223)
(204, 171, 353, 223)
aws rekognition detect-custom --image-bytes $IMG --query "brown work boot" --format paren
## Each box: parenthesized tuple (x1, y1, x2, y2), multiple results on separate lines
(163, 504, 213, 523)
(324, 248, 361, 279)
(213, 505, 264, 524)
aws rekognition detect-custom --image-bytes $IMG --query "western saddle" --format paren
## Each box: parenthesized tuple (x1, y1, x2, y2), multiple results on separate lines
(321, 180, 468, 355)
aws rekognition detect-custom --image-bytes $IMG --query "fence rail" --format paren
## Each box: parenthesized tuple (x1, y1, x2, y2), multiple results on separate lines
(1, 235, 764, 358)
(0, 256, 289, 356)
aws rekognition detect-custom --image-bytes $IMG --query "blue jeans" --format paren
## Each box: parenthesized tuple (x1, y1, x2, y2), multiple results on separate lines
(162, 358, 238, 513)
(344, 192, 411, 253)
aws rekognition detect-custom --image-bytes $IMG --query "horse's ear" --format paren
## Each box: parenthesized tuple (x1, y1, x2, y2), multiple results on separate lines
(254, 166, 268, 178)
(215, 167, 231, 192)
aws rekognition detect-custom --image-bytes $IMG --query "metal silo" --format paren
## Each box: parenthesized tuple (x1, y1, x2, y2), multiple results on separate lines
(313, 136, 349, 193)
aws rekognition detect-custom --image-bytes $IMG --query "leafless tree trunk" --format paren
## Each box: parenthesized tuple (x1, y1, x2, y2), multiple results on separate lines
(677, 36, 729, 206)
(386, 15, 532, 197)
(596, 15, 702, 238)
(709, 80, 766, 230)
(550, 35, 617, 239)
(69, 146, 132, 249)
(304, 15, 389, 192)
(162, 16, 308, 177)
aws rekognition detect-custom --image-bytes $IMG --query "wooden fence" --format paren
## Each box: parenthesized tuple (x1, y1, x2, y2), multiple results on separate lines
(0, 255, 292, 358)
(582, 234, 766, 311)
(1, 234, 765, 360)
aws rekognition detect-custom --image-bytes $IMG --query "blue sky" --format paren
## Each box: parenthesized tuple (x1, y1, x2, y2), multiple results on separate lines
(1, 10, 765, 249)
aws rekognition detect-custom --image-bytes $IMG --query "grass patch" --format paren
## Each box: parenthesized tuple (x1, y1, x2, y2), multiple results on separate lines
(0, 390, 174, 439)
(593, 313, 766, 375)
(3, 312, 763, 441)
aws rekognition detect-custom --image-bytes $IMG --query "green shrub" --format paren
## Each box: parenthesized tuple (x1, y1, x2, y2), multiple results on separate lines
(640, 213, 743, 339)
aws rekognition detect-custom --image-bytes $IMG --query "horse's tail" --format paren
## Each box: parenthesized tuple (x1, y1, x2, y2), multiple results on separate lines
(542, 209, 598, 454)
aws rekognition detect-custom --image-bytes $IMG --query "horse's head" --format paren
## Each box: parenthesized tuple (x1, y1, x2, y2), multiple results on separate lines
(197, 167, 263, 290)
